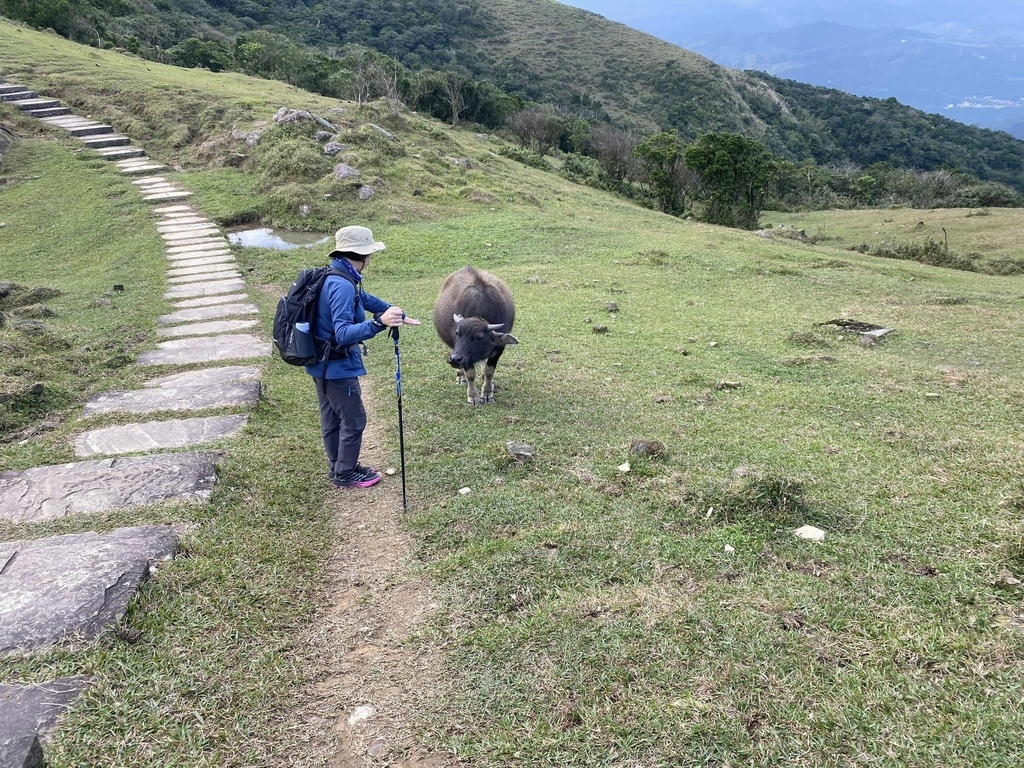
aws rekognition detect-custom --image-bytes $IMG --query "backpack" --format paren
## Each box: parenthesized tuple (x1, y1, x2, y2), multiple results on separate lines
(273, 266, 360, 366)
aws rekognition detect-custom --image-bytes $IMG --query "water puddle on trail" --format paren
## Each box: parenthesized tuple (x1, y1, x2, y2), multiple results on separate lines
(228, 228, 331, 250)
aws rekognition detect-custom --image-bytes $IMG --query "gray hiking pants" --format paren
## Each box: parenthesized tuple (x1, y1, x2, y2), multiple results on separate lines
(313, 377, 366, 476)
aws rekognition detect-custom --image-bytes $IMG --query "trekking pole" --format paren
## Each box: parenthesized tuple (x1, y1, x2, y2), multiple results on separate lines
(389, 324, 408, 511)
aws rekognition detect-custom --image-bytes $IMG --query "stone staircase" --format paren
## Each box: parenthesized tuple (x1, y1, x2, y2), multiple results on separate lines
(0, 78, 272, 766)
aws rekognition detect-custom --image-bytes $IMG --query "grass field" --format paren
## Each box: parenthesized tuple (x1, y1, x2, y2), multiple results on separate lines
(3, 21, 1024, 767)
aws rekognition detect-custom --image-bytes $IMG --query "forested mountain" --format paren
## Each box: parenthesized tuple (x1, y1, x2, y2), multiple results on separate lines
(3, 0, 1024, 190)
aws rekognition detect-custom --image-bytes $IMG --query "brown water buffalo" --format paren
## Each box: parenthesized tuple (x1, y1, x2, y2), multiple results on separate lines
(433, 266, 518, 405)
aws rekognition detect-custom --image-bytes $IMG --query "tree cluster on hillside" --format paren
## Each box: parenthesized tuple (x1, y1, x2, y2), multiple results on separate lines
(6, 0, 1024, 200)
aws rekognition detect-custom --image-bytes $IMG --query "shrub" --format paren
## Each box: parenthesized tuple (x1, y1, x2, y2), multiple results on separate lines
(498, 145, 550, 170)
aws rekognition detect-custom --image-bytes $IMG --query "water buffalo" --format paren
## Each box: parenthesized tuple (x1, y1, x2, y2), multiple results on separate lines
(433, 266, 518, 405)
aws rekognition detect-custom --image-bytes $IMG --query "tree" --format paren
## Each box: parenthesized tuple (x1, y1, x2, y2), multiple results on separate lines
(506, 107, 566, 157)
(439, 71, 468, 125)
(167, 38, 232, 72)
(684, 133, 778, 229)
(589, 123, 639, 183)
(633, 130, 689, 214)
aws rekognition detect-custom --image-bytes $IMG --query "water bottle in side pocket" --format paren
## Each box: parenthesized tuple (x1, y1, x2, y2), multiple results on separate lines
(289, 321, 317, 362)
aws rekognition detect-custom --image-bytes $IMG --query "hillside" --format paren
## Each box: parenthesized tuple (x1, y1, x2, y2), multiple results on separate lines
(3, 19, 1024, 767)
(3, 0, 1024, 191)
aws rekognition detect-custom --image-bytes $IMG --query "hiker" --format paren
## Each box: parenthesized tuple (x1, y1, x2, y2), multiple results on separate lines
(307, 225, 421, 488)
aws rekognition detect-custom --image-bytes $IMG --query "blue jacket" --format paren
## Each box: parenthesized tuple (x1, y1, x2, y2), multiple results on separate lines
(305, 258, 391, 379)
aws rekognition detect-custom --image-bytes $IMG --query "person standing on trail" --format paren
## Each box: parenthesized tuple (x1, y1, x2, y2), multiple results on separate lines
(307, 225, 421, 489)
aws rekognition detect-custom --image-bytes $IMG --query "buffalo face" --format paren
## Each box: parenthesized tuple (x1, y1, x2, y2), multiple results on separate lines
(449, 314, 518, 368)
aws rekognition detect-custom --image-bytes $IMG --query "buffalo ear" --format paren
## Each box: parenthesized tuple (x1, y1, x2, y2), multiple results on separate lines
(453, 313, 464, 324)
(498, 333, 519, 346)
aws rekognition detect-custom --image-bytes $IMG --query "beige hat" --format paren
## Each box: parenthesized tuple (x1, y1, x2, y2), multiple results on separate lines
(330, 225, 386, 257)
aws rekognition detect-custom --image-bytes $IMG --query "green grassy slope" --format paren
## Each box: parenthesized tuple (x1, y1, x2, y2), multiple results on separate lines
(3, 24, 1024, 767)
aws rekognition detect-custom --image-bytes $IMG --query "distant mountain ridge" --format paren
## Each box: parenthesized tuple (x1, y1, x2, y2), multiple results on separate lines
(566, 0, 1024, 138)
(3, 0, 1024, 185)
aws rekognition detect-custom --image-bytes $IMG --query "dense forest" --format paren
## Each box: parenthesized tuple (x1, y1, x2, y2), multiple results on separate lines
(2, 0, 1024, 195)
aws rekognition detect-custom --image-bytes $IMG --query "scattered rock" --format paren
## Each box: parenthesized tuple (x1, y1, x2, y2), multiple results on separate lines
(653, 394, 672, 404)
(583, 317, 592, 324)
(630, 439, 666, 458)
(525, 275, 543, 284)
(724, 545, 735, 553)
(617, 462, 631, 473)
(315, 131, 333, 142)
(274, 108, 312, 125)
(0, 281, 19, 300)
(299, 204, 311, 219)
(245, 130, 263, 147)
(709, 341, 720, 348)
(604, 301, 619, 312)
(506, 441, 534, 462)
(358, 185, 376, 201)
(754, 230, 774, 239)
(385, 467, 397, 476)
(333, 163, 360, 180)
(91, 297, 112, 308)
(458, 487, 472, 495)
(14, 320, 48, 335)
(678, 348, 689, 356)
(995, 571, 1022, 589)
(367, 740, 387, 758)
(924, 392, 941, 400)
(323, 141, 348, 156)
(446, 156, 472, 169)
(592, 325, 608, 334)
(348, 706, 375, 726)
(368, 123, 395, 140)
(794, 525, 826, 542)
(27, 382, 44, 396)
(716, 380, 742, 391)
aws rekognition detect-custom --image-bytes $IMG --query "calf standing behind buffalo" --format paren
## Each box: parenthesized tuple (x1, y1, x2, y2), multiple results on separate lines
(433, 266, 519, 405)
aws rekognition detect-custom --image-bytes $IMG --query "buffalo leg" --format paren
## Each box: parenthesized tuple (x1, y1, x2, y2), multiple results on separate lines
(480, 348, 505, 404)
(463, 364, 483, 405)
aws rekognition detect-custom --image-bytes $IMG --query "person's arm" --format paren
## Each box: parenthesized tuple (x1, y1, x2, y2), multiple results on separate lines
(363, 291, 423, 328)
(361, 291, 391, 316)
(325, 279, 385, 348)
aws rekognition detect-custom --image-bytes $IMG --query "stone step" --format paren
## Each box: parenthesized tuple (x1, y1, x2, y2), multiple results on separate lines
(170, 293, 250, 309)
(144, 191, 193, 201)
(144, 365, 261, 388)
(0, 676, 89, 765)
(67, 124, 114, 137)
(28, 106, 72, 118)
(167, 261, 238, 277)
(156, 318, 258, 337)
(75, 414, 249, 457)
(162, 236, 228, 252)
(152, 204, 195, 214)
(167, 270, 242, 285)
(13, 98, 62, 110)
(133, 176, 168, 186)
(167, 255, 237, 270)
(0, 452, 221, 523)
(0, 84, 28, 95)
(96, 147, 146, 160)
(0, 90, 36, 101)
(165, 242, 231, 257)
(121, 164, 165, 175)
(138, 334, 271, 366)
(83, 381, 262, 416)
(82, 134, 130, 149)
(161, 227, 220, 241)
(163, 278, 247, 300)
(0, 528, 176, 650)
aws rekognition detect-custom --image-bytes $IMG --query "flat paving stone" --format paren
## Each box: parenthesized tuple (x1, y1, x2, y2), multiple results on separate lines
(138, 334, 270, 366)
(156, 318, 257, 337)
(158, 303, 259, 324)
(167, 255, 236, 270)
(161, 227, 220, 241)
(157, 218, 211, 230)
(0, 676, 90, 764)
(151, 204, 194, 213)
(166, 246, 232, 259)
(163, 236, 228, 250)
(75, 414, 249, 457)
(167, 260, 237, 275)
(0, 452, 221, 524)
(144, 365, 261, 388)
(83, 381, 262, 416)
(163, 278, 247, 300)
(171, 292, 249, 309)
(167, 270, 241, 285)
(121, 165, 165, 175)
(0, 526, 177, 651)
(132, 176, 166, 185)
(143, 191, 193, 201)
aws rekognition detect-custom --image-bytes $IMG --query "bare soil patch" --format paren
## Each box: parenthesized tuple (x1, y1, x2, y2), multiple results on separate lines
(287, 380, 455, 767)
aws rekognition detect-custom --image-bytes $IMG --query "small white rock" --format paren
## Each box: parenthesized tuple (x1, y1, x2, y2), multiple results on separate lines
(458, 487, 472, 495)
(348, 706, 375, 726)
(385, 467, 397, 476)
(724, 545, 735, 553)
(794, 525, 826, 542)
(617, 462, 631, 473)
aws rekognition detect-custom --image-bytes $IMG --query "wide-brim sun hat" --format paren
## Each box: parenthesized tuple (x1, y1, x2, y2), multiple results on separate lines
(330, 225, 386, 257)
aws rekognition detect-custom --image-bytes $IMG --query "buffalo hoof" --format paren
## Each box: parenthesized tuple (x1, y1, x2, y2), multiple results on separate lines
(483, 396, 495, 404)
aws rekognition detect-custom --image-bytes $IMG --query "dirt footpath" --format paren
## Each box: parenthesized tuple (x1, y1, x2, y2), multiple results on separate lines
(290, 381, 455, 767)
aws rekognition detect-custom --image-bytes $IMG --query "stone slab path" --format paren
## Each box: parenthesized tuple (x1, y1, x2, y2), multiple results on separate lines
(75, 415, 248, 457)
(4, 76, 273, 764)
(0, 452, 221, 524)
(0, 676, 91, 767)
(0, 526, 177, 651)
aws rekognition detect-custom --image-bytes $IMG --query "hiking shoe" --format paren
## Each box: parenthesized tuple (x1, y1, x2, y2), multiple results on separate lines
(355, 464, 381, 482)
(330, 469, 381, 489)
